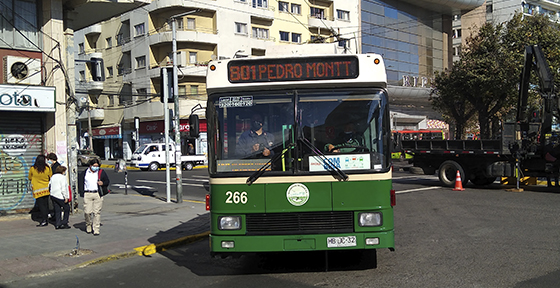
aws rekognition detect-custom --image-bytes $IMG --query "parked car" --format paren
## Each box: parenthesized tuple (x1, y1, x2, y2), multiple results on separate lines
(77, 149, 101, 166)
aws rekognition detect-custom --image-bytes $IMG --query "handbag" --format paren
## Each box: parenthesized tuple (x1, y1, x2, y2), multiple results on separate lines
(97, 169, 111, 197)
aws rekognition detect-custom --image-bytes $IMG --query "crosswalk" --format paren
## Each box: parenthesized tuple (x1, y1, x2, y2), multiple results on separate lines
(111, 177, 209, 190)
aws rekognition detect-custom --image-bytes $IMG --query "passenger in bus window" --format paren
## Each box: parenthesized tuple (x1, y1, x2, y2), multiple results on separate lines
(236, 113, 275, 158)
(324, 123, 365, 153)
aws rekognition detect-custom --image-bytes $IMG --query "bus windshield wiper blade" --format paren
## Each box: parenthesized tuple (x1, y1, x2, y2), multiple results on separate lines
(246, 143, 295, 185)
(299, 137, 348, 181)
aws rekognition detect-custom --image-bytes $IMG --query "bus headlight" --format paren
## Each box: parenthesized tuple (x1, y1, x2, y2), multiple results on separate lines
(218, 216, 241, 230)
(358, 212, 382, 227)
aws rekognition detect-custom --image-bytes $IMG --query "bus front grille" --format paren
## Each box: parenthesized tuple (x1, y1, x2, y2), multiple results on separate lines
(245, 211, 354, 235)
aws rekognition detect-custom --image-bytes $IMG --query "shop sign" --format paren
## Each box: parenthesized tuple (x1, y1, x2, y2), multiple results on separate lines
(92, 126, 121, 139)
(0, 84, 55, 112)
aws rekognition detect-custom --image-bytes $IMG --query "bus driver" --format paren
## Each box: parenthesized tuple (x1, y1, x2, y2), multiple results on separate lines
(236, 113, 275, 158)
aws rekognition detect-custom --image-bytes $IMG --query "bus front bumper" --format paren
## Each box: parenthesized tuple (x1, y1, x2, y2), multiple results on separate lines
(209, 231, 394, 253)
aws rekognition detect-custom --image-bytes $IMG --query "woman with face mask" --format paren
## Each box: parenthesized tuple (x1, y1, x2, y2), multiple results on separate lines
(49, 166, 71, 229)
(77, 158, 110, 236)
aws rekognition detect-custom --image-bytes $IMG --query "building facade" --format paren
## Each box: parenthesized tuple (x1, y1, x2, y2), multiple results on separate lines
(0, 0, 148, 215)
(74, 0, 361, 160)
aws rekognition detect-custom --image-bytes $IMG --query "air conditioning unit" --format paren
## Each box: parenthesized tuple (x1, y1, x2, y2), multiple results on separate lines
(3, 56, 42, 85)
(167, 51, 188, 67)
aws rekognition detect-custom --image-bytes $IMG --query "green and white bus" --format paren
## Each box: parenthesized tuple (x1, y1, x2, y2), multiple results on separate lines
(204, 53, 395, 261)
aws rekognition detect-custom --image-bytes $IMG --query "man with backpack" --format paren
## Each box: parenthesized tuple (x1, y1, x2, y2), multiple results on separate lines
(78, 158, 110, 236)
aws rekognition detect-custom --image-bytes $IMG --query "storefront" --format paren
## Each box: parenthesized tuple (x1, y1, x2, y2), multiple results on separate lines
(91, 125, 122, 160)
(137, 119, 207, 156)
(0, 85, 55, 213)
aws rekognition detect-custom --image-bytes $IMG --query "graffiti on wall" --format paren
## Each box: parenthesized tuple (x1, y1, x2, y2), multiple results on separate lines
(0, 133, 39, 211)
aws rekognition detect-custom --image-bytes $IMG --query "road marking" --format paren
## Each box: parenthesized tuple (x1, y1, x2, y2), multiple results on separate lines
(191, 175, 209, 179)
(393, 175, 438, 180)
(396, 186, 442, 194)
(136, 179, 205, 187)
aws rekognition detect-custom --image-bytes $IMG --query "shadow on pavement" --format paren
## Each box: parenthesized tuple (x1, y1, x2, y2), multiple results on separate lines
(147, 214, 378, 275)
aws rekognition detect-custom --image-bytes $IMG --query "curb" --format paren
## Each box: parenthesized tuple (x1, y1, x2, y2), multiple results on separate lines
(133, 231, 210, 256)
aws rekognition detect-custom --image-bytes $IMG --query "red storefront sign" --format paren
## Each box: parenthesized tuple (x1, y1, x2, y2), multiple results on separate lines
(92, 126, 121, 139)
(139, 119, 207, 134)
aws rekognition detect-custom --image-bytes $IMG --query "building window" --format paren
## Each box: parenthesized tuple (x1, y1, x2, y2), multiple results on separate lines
(252, 27, 269, 39)
(252, 0, 268, 8)
(78, 43, 85, 54)
(280, 31, 289, 41)
(453, 46, 461, 56)
(134, 23, 145, 36)
(107, 66, 113, 78)
(187, 18, 196, 30)
(338, 39, 347, 48)
(337, 10, 350, 21)
(178, 86, 187, 96)
(79, 71, 85, 82)
(0, 0, 39, 50)
(177, 18, 184, 30)
(235, 22, 248, 35)
(189, 52, 197, 64)
(278, 1, 288, 12)
(136, 56, 146, 69)
(117, 64, 124, 75)
(190, 85, 199, 96)
(137, 88, 148, 101)
(311, 7, 325, 19)
(453, 29, 462, 38)
(116, 34, 124, 46)
(291, 4, 301, 14)
(292, 33, 301, 43)
(106, 37, 112, 48)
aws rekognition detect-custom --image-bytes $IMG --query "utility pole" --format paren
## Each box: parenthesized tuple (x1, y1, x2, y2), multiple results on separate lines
(170, 9, 198, 204)
(87, 99, 93, 150)
(162, 68, 171, 203)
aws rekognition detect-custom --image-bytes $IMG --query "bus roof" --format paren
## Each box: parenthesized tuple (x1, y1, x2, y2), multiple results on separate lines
(205, 54, 387, 94)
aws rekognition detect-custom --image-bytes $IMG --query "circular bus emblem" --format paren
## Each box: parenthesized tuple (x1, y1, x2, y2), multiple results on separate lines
(286, 183, 309, 206)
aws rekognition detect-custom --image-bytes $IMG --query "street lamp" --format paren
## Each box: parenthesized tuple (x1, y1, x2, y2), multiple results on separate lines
(170, 9, 200, 203)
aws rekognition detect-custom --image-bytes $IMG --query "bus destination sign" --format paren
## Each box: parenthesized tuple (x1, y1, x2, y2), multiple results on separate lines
(228, 56, 359, 83)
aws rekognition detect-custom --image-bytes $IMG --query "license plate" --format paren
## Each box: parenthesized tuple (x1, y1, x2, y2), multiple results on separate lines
(327, 236, 357, 248)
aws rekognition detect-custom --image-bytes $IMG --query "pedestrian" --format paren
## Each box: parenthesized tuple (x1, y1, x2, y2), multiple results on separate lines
(46, 153, 61, 174)
(28, 155, 52, 227)
(78, 158, 110, 235)
(49, 166, 71, 229)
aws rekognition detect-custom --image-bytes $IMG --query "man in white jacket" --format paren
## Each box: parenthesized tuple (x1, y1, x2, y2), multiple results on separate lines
(49, 166, 71, 229)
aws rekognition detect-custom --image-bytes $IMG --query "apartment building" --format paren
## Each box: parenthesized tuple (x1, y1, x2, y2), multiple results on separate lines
(75, 0, 360, 160)
(0, 0, 148, 214)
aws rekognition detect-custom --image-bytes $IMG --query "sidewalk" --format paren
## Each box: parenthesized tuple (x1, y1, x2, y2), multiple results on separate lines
(0, 162, 210, 284)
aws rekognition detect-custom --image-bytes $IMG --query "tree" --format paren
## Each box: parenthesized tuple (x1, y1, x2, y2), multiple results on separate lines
(430, 12, 560, 139)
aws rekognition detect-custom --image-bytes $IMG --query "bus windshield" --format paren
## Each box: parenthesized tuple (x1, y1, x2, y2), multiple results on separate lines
(207, 88, 390, 176)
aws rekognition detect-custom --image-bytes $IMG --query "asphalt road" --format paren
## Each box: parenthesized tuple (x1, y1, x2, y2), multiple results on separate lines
(7, 168, 560, 288)
(103, 167, 210, 203)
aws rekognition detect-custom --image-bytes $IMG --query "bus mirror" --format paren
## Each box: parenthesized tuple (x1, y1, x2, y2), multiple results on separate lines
(189, 114, 200, 138)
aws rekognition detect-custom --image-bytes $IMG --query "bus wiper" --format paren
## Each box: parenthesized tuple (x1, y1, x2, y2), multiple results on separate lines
(299, 137, 348, 181)
(246, 143, 295, 186)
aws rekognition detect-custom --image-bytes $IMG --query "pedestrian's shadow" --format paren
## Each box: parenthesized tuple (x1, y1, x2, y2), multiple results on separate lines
(145, 213, 378, 276)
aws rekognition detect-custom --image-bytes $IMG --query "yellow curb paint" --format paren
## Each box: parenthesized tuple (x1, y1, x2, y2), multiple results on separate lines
(135, 231, 210, 256)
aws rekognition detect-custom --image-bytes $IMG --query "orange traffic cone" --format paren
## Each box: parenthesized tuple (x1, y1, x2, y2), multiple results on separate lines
(453, 170, 465, 191)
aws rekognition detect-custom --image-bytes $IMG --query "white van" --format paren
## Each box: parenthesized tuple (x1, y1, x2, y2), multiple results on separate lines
(131, 142, 206, 171)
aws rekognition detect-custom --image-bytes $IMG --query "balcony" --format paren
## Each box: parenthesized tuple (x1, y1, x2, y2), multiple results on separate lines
(83, 23, 102, 35)
(78, 108, 105, 121)
(148, 27, 219, 46)
(308, 14, 335, 29)
(65, 0, 150, 31)
(147, 63, 207, 79)
(86, 80, 104, 94)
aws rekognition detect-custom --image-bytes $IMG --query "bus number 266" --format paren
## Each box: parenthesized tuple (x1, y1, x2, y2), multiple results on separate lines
(225, 191, 248, 204)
